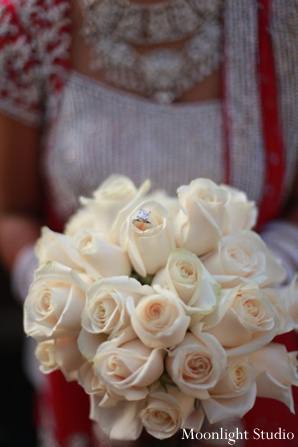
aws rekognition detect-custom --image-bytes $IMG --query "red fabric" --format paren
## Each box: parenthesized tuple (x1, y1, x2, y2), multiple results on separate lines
(0, 1, 41, 114)
(48, 372, 93, 446)
(0, 0, 71, 120)
(241, 2, 297, 444)
(256, 0, 286, 228)
(44, 197, 64, 233)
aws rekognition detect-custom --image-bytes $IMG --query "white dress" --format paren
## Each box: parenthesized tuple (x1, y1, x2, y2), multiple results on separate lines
(1, 1, 298, 446)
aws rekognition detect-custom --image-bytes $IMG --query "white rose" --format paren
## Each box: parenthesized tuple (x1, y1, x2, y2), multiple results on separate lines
(24, 262, 87, 341)
(36, 227, 83, 272)
(279, 274, 298, 330)
(80, 175, 150, 243)
(153, 248, 220, 319)
(78, 325, 136, 363)
(263, 287, 295, 334)
(65, 207, 98, 236)
(202, 357, 257, 423)
(203, 230, 286, 288)
(78, 361, 107, 397)
(199, 283, 280, 356)
(73, 229, 131, 279)
(81, 276, 152, 337)
(248, 343, 298, 413)
(212, 357, 256, 396)
(78, 328, 108, 361)
(53, 336, 85, 381)
(120, 201, 176, 277)
(128, 286, 190, 348)
(166, 331, 227, 399)
(90, 394, 144, 441)
(174, 178, 230, 256)
(220, 184, 257, 231)
(93, 338, 165, 401)
(139, 385, 204, 440)
(35, 337, 85, 381)
(35, 340, 58, 374)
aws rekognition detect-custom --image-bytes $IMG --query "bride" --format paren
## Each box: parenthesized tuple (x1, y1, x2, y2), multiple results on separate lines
(0, 0, 298, 445)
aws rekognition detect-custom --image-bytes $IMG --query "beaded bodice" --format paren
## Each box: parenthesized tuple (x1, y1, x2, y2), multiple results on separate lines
(0, 0, 298, 225)
(43, 71, 225, 219)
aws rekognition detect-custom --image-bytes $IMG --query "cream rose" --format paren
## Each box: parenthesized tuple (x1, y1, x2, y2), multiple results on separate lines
(53, 336, 85, 381)
(80, 175, 150, 243)
(73, 229, 131, 279)
(153, 248, 220, 319)
(35, 337, 85, 381)
(248, 343, 298, 413)
(128, 286, 190, 348)
(199, 283, 280, 356)
(78, 361, 108, 397)
(220, 184, 257, 232)
(139, 385, 204, 440)
(77, 328, 109, 361)
(202, 357, 257, 423)
(203, 230, 286, 288)
(279, 274, 298, 330)
(215, 358, 255, 396)
(166, 331, 227, 399)
(263, 287, 295, 334)
(35, 340, 58, 374)
(36, 227, 83, 272)
(24, 262, 87, 341)
(90, 394, 144, 440)
(78, 325, 136, 364)
(65, 207, 98, 236)
(81, 276, 152, 337)
(120, 201, 176, 277)
(174, 178, 230, 256)
(93, 338, 165, 401)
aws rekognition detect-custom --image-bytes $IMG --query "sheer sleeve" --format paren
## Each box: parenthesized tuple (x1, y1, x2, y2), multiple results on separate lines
(0, 0, 71, 127)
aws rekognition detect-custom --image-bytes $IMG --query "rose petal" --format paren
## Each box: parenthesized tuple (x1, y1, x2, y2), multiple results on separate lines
(202, 385, 257, 423)
(73, 229, 131, 279)
(174, 179, 230, 256)
(203, 231, 286, 288)
(54, 336, 85, 381)
(120, 201, 176, 277)
(166, 331, 227, 399)
(93, 338, 165, 401)
(24, 262, 87, 341)
(128, 288, 190, 348)
(90, 394, 144, 440)
(78, 328, 108, 360)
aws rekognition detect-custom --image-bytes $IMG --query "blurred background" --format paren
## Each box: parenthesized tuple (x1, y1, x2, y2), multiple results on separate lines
(0, 266, 37, 447)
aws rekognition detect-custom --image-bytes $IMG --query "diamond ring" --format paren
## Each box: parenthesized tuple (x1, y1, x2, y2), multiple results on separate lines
(133, 209, 154, 229)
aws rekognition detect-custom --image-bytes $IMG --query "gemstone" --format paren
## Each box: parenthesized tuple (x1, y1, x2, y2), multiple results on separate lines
(137, 209, 151, 221)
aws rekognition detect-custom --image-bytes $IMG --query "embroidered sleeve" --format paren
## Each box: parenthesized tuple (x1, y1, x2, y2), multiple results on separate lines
(0, 0, 71, 127)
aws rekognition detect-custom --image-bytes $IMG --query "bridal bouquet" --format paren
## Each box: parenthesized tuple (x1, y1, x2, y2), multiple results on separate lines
(24, 175, 298, 440)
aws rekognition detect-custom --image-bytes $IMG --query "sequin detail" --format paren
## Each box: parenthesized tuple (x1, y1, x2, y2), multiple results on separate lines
(271, 0, 298, 196)
(84, 0, 222, 46)
(223, 0, 264, 205)
(43, 72, 224, 219)
(0, 0, 71, 126)
(78, 0, 222, 103)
